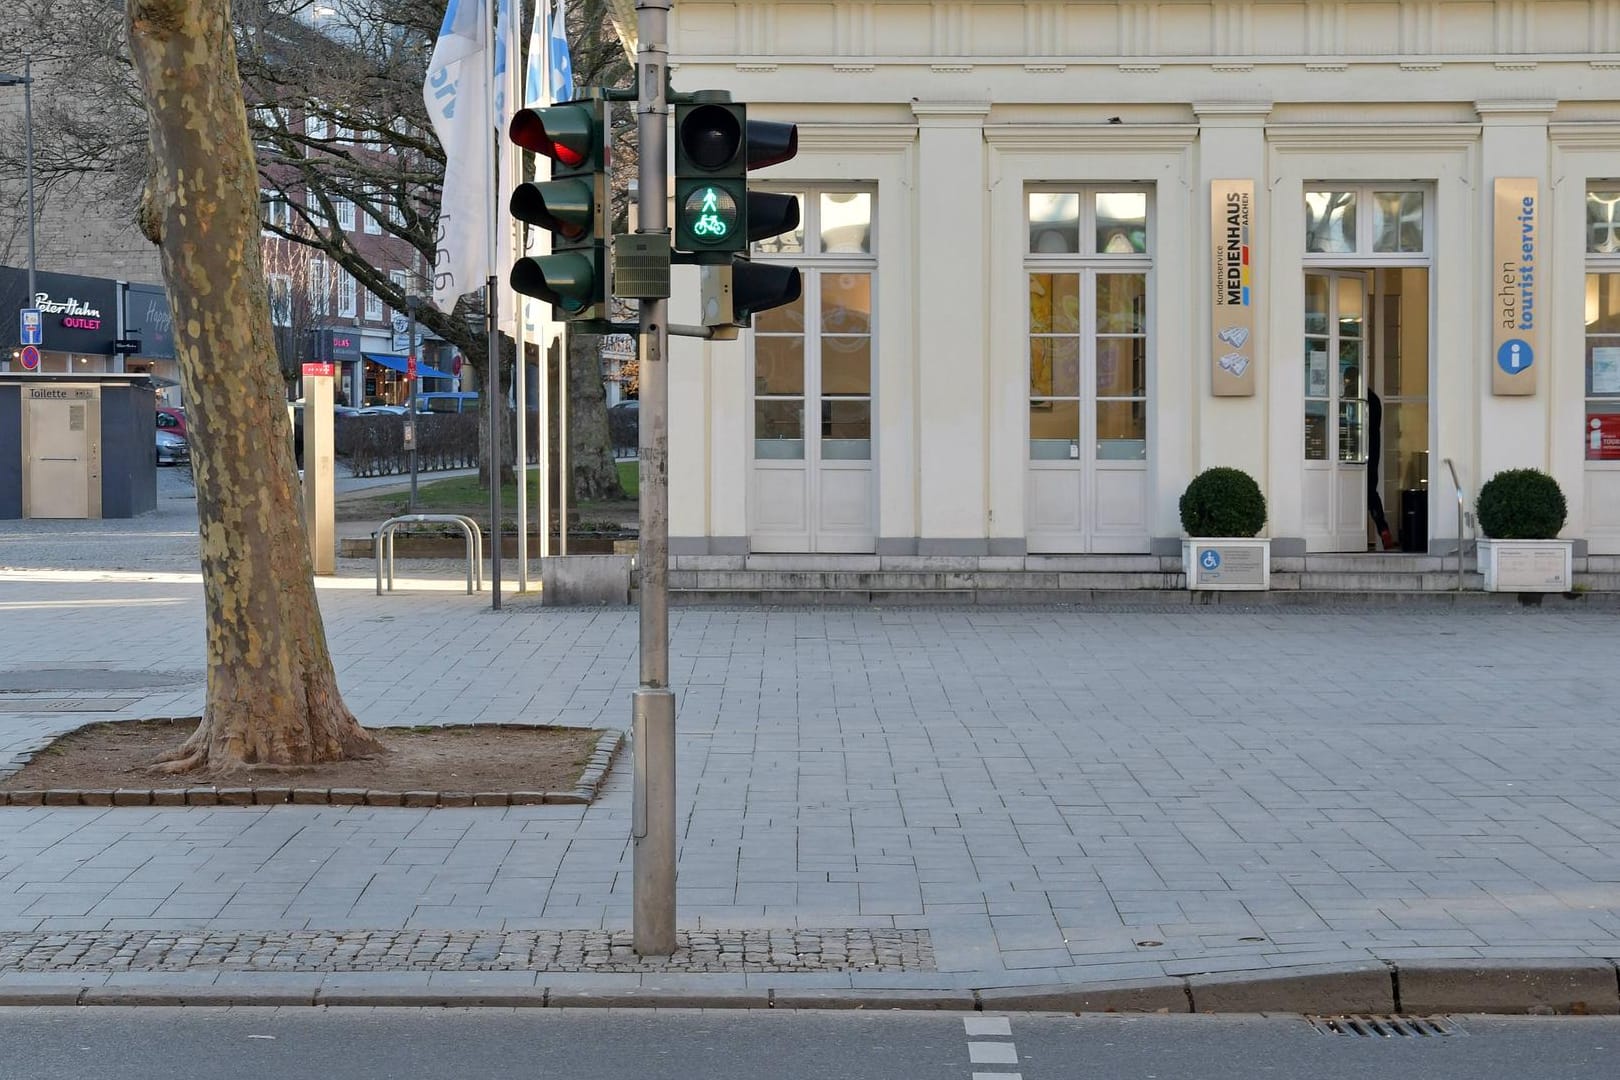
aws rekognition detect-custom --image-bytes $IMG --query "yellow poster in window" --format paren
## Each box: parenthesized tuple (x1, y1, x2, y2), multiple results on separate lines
(1492, 178, 1539, 396)
(1211, 180, 1256, 397)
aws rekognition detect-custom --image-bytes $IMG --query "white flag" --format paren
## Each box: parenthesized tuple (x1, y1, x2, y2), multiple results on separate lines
(423, 0, 493, 312)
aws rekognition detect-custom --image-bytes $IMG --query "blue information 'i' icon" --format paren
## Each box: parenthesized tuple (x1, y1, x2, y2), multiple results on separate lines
(1200, 549, 1222, 571)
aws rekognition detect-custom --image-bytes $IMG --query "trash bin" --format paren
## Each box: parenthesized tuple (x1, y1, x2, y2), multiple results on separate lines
(1400, 489, 1428, 552)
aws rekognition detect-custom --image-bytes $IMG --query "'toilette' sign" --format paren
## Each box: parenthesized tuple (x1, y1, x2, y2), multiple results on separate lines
(1210, 180, 1256, 397)
(1493, 178, 1539, 396)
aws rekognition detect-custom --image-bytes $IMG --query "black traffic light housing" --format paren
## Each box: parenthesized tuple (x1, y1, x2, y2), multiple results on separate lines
(508, 97, 609, 321)
(674, 96, 803, 327)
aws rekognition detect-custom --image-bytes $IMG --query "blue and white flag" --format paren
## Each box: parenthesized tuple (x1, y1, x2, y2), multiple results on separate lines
(423, 0, 493, 311)
(495, 0, 522, 332)
(548, 0, 575, 103)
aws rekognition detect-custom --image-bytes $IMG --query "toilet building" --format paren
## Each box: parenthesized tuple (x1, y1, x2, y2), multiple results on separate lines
(662, 0, 1620, 559)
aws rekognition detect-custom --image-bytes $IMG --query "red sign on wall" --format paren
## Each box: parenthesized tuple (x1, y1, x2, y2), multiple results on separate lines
(302, 362, 336, 378)
(1589, 414, 1620, 461)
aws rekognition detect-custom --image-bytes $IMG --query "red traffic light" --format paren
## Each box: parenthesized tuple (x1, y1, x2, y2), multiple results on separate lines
(510, 106, 592, 168)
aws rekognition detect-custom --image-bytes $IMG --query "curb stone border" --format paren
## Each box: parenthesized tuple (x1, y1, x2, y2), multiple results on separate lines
(4, 959, 1618, 1013)
(0, 728, 622, 809)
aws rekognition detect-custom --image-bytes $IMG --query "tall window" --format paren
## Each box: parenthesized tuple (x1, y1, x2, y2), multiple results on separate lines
(1588, 187, 1620, 462)
(334, 197, 355, 232)
(261, 189, 291, 233)
(308, 259, 330, 317)
(268, 274, 293, 326)
(337, 271, 357, 319)
(364, 289, 384, 321)
(363, 187, 382, 234)
(1026, 190, 1150, 462)
(750, 190, 875, 461)
(306, 106, 329, 140)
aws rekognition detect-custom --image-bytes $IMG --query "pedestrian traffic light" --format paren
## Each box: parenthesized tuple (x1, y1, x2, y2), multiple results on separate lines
(508, 98, 608, 321)
(673, 101, 799, 262)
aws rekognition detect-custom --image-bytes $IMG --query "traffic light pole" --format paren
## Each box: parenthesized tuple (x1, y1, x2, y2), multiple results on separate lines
(632, 0, 677, 957)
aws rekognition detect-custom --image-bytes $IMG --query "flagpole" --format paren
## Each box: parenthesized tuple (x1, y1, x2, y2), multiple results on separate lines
(486, 0, 503, 611)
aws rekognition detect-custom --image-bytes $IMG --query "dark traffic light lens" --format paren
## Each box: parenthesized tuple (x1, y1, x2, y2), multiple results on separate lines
(679, 105, 742, 170)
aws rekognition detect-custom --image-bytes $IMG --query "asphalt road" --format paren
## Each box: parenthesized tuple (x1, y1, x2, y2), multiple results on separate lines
(2, 1008, 1617, 1080)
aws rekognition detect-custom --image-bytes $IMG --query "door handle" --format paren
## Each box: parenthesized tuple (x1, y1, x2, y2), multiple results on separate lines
(39, 456, 81, 462)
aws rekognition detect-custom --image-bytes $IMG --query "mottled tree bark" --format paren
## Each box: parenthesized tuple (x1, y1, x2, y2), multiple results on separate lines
(567, 332, 624, 501)
(127, 0, 383, 774)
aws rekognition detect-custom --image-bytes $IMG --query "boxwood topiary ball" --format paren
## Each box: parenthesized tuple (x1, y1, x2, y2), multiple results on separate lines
(1179, 467, 1267, 538)
(1476, 468, 1567, 540)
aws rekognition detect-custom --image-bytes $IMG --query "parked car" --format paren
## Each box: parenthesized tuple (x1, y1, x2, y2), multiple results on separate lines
(415, 391, 479, 414)
(156, 429, 189, 466)
(155, 406, 188, 440)
(289, 401, 361, 467)
(357, 404, 409, 416)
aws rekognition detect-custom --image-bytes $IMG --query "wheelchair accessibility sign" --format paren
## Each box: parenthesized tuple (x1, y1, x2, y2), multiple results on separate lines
(1188, 542, 1268, 590)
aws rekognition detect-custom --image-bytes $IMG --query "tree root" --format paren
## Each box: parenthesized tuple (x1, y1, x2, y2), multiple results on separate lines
(148, 748, 206, 774)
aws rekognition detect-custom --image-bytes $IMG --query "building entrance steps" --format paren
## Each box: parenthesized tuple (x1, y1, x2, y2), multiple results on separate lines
(669, 550, 1620, 604)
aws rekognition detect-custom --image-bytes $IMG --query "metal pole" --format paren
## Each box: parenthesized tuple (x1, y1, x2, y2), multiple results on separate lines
(407, 297, 419, 512)
(22, 58, 36, 308)
(488, 280, 502, 611)
(632, 0, 676, 957)
(558, 325, 569, 554)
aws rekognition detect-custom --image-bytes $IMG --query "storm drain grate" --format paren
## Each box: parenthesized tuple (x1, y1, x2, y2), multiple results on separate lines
(0, 697, 141, 713)
(1308, 1015, 1462, 1038)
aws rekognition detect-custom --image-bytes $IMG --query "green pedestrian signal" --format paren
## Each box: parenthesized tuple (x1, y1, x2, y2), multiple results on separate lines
(683, 185, 738, 242)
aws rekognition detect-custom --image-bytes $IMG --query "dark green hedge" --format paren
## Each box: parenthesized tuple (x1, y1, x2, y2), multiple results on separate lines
(1179, 467, 1267, 537)
(1476, 468, 1567, 540)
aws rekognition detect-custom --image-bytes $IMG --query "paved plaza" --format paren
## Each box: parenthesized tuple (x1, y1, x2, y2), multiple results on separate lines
(2, 473, 1620, 1003)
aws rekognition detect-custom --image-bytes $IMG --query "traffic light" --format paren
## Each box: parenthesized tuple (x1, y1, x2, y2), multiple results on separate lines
(674, 99, 803, 326)
(508, 98, 608, 321)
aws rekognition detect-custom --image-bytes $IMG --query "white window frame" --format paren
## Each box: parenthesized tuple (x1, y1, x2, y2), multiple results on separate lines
(1024, 186, 1154, 464)
(308, 259, 331, 317)
(749, 186, 878, 463)
(363, 188, 382, 234)
(306, 106, 329, 141)
(337, 271, 357, 319)
(335, 197, 355, 232)
(268, 273, 293, 327)
(364, 289, 384, 321)
(261, 189, 291, 234)
(1586, 185, 1620, 468)
(1302, 183, 1433, 264)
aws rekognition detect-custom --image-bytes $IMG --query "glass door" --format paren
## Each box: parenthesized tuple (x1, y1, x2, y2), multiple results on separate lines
(1303, 270, 1369, 551)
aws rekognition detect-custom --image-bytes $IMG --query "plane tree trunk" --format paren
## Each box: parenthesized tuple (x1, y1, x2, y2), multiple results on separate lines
(126, 0, 383, 774)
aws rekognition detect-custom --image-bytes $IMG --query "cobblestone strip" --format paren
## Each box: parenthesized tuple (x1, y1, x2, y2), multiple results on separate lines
(0, 928, 934, 974)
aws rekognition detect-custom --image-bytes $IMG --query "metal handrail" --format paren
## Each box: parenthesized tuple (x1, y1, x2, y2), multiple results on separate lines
(1442, 458, 1472, 592)
(374, 514, 484, 595)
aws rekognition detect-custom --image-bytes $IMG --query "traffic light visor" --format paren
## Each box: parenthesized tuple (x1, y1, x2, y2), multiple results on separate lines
(745, 120, 798, 170)
(510, 106, 592, 168)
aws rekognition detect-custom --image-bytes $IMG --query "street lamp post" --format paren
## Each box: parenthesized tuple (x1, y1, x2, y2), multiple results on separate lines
(0, 61, 38, 334)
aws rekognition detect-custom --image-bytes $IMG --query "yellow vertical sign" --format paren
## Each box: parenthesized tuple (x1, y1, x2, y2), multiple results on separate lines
(1211, 180, 1257, 397)
(1492, 178, 1539, 396)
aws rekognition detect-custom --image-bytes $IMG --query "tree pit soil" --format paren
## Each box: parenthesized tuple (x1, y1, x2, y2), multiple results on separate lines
(0, 718, 607, 794)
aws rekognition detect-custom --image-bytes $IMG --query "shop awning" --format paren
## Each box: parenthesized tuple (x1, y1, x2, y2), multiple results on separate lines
(362, 352, 455, 380)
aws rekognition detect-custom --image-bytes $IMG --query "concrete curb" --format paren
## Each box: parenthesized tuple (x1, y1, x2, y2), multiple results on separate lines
(0, 729, 623, 809)
(4, 960, 1617, 1014)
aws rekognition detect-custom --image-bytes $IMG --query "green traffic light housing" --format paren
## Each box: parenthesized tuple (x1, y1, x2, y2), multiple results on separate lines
(508, 98, 609, 321)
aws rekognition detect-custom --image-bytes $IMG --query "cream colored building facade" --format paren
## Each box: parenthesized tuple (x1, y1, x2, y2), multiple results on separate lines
(664, 0, 1620, 559)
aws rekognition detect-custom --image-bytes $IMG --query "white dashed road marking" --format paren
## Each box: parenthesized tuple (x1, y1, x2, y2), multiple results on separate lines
(965, 1015, 1020, 1079)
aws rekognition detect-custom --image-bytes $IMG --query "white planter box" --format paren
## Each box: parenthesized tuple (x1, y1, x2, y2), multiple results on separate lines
(1478, 538, 1574, 593)
(1183, 538, 1270, 591)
